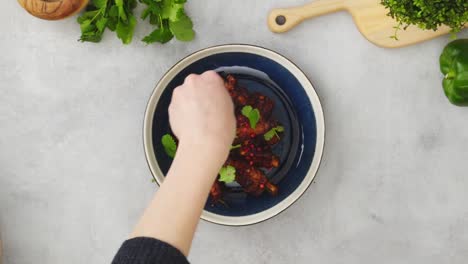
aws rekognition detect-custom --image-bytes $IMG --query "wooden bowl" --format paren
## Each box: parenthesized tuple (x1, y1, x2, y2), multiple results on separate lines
(18, 0, 89, 20)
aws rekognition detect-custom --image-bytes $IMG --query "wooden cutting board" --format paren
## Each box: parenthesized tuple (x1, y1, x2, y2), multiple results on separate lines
(268, 0, 456, 48)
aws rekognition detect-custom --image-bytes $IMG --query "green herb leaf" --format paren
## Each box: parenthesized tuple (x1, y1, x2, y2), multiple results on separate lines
(141, 8, 151, 20)
(219, 165, 236, 183)
(93, 0, 108, 9)
(109, 5, 119, 17)
(107, 18, 118, 31)
(96, 17, 109, 32)
(77, 10, 100, 23)
(142, 20, 174, 44)
(116, 14, 137, 44)
(168, 11, 195, 41)
(80, 19, 93, 32)
(140, 0, 195, 44)
(264, 126, 285, 141)
(141, 4, 160, 20)
(241, 105, 252, 116)
(115, 0, 128, 21)
(241, 105, 261, 129)
(149, 14, 161, 25)
(77, 0, 136, 44)
(78, 8, 107, 43)
(161, 0, 184, 21)
(161, 134, 177, 158)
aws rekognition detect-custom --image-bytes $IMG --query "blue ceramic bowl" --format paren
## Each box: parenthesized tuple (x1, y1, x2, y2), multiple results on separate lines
(144, 45, 325, 226)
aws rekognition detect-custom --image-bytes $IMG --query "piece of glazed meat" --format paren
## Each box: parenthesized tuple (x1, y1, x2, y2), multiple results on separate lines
(225, 75, 249, 106)
(209, 181, 223, 203)
(247, 92, 274, 120)
(227, 159, 278, 196)
(208, 73, 282, 204)
(235, 115, 273, 142)
(237, 138, 280, 169)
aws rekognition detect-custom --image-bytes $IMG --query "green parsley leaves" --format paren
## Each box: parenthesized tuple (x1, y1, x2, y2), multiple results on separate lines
(264, 126, 284, 141)
(241, 105, 261, 129)
(161, 134, 177, 158)
(78, 0, 137, 44)
(140, 0, 195, 44)
(77, 0, 195, 45)
(219, 165, 236, 183)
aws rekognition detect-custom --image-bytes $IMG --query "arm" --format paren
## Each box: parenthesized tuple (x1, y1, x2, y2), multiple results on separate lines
(129, 142, 227, 255)
(130, 71, 236, 256)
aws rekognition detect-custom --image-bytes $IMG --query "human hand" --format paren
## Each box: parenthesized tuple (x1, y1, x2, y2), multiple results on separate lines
(169, 71, 236, 165)
(131, 72, 235, 254)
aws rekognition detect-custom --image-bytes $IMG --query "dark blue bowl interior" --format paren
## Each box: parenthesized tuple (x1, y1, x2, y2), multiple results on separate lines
(152, 51, 317, 217)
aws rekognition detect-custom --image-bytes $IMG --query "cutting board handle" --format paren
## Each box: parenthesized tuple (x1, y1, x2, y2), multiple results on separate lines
(268, 0, 346, 33)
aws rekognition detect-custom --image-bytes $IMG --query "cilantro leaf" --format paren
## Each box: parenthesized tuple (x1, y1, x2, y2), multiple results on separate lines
(115, 0, 128, 21)
(168, 11, 195, 41)
(142, 20, 174, 44)
(263, 130, 275, 141)
(161, 134, 177, 158)
(96, 17, 108, 32)
(77, 10, 100, 23)
(241, 105, 261, 129)
(80, 19, 93, 32)
(264, 126, 285, 141)
(78, 8, 107, 43)
(116, 14, 136, 44)
(93, 0, 108, 9)
(249, 110, 260, 129)
(109, 5, 119, 17)
(149, 13, 161, 25)
(141, 8, 151, 20)
(141, 3, 161, 20)
(107, 6, 119, 31)
(161, 0, 184, 21)
(77, 0, 136, 44)
(107, 18, 118, 31)
(241, 105, 252, 116)
(140, 0, 195, 44)
(219, 166, 236, 183)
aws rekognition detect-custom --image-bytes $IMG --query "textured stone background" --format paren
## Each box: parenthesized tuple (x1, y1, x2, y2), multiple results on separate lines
(1, 0, 468, 263)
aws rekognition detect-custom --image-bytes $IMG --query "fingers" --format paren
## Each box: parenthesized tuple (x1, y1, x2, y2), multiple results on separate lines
(201, 70, 223, 82)
(182, 71, 223, 87)
(184, 74, 198, 85)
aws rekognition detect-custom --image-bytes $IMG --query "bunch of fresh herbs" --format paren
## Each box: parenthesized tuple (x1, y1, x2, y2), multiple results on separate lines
(77, 0, 194, 45)
(78, 0, 137, 44)
(140, 0, 195, 44)
(381, 0, 468, 39)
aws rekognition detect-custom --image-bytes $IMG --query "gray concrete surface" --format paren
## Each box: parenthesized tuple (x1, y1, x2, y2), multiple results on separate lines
(1, 0, 468, 263)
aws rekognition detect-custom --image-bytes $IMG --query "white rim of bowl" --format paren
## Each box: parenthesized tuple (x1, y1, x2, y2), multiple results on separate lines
(143, 44, 325, 226)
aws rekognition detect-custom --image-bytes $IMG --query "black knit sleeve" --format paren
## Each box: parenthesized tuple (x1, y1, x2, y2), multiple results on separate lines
(112, 237, 189, 264)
